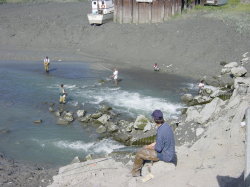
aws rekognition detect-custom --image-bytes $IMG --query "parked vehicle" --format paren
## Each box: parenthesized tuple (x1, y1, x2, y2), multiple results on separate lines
(205, 0, 227, 6)
(87, 0, 114, 25)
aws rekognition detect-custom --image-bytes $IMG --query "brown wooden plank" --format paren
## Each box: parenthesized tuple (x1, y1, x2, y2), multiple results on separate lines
(132, 0, 139, 23)
(152, 0, 160, 23)
(160, 0, 165, 21)
(115, 0, 123, 23)
(138, 3, 145, 23)
(166, 0, 171, 19)
(148, 2, 152, 23)
(123, 0, 133, 23)
(114, 0, 117, 22)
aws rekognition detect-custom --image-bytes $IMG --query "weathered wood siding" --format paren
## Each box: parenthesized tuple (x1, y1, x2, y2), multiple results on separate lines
(114, 0, 205, 24)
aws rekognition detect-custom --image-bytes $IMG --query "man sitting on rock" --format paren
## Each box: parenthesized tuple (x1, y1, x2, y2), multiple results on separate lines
(131, 110, 176, 177)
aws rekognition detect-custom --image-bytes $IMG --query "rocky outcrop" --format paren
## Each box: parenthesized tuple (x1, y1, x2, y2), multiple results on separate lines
(133, 115, 150, 130)
(76, 110, 85, 118)
(141, 161, 176, 176)
(48, 158, 130, 187)
(231, 66, 247, 77)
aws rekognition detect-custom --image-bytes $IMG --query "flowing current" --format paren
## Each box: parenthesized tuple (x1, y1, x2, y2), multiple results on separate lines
(0, 60, 194, 167)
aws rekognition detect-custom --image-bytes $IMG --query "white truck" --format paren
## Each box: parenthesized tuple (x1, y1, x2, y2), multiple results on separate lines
(87, 0, 114, 25)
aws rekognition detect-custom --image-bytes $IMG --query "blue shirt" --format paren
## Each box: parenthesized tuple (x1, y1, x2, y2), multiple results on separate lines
(154, 123, 175, 162)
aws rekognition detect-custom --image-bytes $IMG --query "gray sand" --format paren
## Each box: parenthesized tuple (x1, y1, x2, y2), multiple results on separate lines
(0, 2, 249, 80)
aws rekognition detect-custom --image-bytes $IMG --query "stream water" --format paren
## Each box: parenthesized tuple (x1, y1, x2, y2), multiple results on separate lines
(0, 60, 196, 167)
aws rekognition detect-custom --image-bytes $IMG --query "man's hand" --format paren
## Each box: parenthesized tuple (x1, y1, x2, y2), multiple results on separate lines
(145, 142, 156, 150)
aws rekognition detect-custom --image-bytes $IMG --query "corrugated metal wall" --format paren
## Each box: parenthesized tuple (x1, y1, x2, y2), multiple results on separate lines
(114, 0, 204, 24)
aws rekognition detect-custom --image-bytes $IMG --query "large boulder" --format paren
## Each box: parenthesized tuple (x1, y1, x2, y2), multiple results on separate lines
(143, 123, 153, 132)
(202, 88, 213, 96)
(224, 62, 238, 68)
(141, 161, 175, 177)
(0, 129, 10, 134)
(217, 74, 234, 88)
(181, 94, 193, 103)
(210, 89, 228, 98)
(126, 123, 134, 132)
(76, 110, 85, 118)
(79, 114, 92, 123)
(99, 105, 112, 114)
(96, 125, 107, 134)
(185, 106, 202, 123)
(97, 114, 110, 125)
(221, 62, 238, 75)
(107, 122, 119, 133)
(133, 115, 150, 130)
(197, 98, 225, 124)
(57, 118, 70, 125)
(113, 133, 131, 144)
(54, 110, 61, 117)
(231, 66, 247, 77)
(91, 112, 102, 119)
(63, 112, 74, 122)
(232, 77, 250, 97)
(192, 95, 212, 105)
(118, 120, 130, 127)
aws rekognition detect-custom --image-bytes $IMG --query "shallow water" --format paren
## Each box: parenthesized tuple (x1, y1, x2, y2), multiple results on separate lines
(0, 60, 196, 167)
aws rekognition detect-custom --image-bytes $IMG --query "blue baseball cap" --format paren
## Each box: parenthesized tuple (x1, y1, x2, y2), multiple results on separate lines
(151, 110, 163, 120)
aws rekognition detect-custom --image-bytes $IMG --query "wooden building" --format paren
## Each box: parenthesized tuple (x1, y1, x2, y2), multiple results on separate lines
(114, 0, 205, 24)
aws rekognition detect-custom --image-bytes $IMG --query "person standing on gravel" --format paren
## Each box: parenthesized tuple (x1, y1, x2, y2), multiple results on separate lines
(131, 110, 176, 177)
(43, 56, 50, 73)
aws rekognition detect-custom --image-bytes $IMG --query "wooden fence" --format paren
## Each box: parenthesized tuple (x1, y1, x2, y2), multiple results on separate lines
(114, 0, 205, 24)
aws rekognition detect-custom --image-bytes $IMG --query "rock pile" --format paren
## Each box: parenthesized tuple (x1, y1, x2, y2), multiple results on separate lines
(47, 103, 157, 146)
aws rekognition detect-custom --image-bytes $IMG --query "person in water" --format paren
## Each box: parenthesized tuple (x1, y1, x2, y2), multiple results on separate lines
(43, 56, 50, 73)
(59, 84, 67, 104)
(111, 68, 119, 86)
(131, 110, 176, 177)
(153, 63, 160, 71)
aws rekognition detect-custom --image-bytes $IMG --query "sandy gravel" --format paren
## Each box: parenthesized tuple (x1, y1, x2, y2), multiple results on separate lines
(0, 1, 249, 80)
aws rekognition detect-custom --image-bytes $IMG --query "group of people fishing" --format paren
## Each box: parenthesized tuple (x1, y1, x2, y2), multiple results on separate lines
(43, 57, 119, 104)
(43, 57, 208, 178)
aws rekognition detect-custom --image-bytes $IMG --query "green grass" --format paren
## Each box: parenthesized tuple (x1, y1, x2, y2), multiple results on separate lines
(195, 0, 250, 12)
(0, 0, 7, 3)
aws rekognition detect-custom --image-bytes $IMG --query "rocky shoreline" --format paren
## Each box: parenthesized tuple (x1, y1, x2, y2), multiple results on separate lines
(48, 53, 249, 186)
(0, 152, 57, 187)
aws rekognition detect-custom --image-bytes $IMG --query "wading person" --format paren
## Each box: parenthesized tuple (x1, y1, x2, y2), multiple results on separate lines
(131, 109, 175, 177)
(59, 84, 67, 104)
(111, 68, 118, 86)
(43, 56, 50, 73)
(153, 63, 160, 71)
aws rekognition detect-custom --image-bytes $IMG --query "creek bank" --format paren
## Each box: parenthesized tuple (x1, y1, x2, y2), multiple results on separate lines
(49, 53, 249, 186)
(0, 152, 57, 187)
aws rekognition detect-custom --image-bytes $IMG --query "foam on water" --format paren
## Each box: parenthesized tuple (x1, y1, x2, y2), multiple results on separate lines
(92, 90, 182, 116)
(48, 83, 182, 117)
(53, 139, 125, 154)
